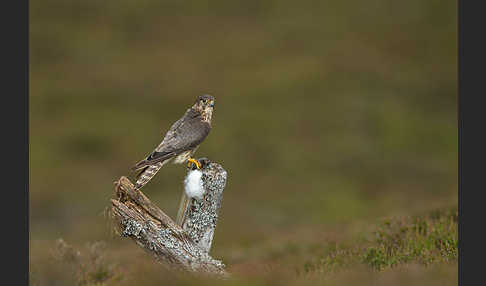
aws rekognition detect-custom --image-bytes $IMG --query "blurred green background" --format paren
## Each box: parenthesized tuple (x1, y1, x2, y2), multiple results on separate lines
(30, 0, 457, 285)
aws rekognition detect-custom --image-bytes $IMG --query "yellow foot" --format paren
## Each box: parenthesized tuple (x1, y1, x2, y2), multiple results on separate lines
(187, 158, 202, 169)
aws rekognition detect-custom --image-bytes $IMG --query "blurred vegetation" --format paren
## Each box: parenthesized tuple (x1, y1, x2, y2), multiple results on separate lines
(362, 207, 457, 270)
(30, 0, 456, 285)
(47, 239, 124, 286)
(32, 208, 458, 286)
(302, 207, 457, 275)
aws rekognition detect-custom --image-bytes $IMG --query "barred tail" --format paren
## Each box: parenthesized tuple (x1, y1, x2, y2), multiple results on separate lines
(134, 161, 166, 190)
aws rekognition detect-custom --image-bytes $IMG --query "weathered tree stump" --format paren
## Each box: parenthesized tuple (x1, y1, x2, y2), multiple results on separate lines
(110, 160, 228, 276)
(177, 159, 227, 253)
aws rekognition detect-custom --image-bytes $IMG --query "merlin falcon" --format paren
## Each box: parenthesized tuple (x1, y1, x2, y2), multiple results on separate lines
(131, 95, 215, 190)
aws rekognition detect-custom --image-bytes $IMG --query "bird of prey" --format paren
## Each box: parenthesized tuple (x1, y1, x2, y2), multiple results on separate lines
(131, 95, 215, 190)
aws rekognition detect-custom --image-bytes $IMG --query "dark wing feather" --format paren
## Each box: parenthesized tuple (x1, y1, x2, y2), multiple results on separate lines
(131, 150, 177, 171)
(131, 108, 210, 171)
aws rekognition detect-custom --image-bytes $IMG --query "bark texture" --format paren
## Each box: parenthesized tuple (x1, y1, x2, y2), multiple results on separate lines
(177, 162, 227, 253)
(110, 161, 228, 276)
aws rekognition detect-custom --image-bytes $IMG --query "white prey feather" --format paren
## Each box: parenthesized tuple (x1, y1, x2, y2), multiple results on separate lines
(184, 170, 205, 199)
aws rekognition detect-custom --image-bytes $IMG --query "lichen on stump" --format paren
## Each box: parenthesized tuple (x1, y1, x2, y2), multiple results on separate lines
(110, 160, 228, 276)
(177, 160, 227, 253)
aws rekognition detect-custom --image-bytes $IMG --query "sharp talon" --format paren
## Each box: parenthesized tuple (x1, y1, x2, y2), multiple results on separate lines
(187, 158, 201, 169)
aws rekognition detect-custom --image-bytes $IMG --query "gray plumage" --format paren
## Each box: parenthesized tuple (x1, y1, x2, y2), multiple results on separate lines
(132, 95, 215, 190)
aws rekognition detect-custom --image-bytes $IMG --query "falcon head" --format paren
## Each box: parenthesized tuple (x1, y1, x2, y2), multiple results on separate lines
(193, 94, 215, 122)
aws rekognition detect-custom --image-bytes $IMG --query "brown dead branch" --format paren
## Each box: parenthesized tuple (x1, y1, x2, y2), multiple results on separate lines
(110, 161, 228, 276)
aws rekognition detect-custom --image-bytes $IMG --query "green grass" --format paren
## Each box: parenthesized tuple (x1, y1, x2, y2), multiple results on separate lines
(362, 207, 457, 270)
(302, 207, 457, 275)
